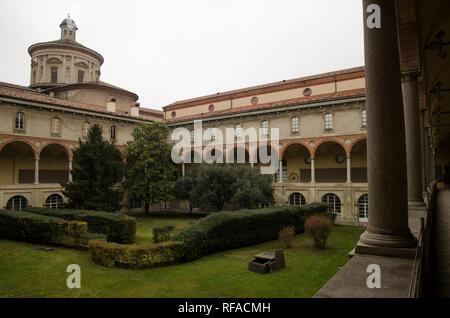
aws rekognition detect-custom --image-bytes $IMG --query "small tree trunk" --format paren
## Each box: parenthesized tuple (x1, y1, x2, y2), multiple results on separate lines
(189, 204, 192, 214)
(145, 202, 150, 216)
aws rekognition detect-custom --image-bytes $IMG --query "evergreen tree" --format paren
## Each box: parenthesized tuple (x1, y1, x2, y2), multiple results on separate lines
(61, 124, 124, 212)
(124, 122, 177, 215)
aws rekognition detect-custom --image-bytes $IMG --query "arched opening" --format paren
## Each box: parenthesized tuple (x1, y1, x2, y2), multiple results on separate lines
(6, 195, 28, 211)
(350, 139, 367, 183)
(289, 192, 306, 206)
(226, 147, 250, 165)
(254, 145, 278, 181)
(282, 143, 311, 183)
(39, 144, 70, 183)
(358, 194, 369, 222)
(204, 148, 224, 164)
(322, 193, 341, 214)
(0, 141, 35, 184)
(45, 194, 64, 209)
(314, 141, 347, 183)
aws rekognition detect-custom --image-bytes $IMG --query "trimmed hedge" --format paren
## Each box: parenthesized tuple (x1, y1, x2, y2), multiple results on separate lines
(23, 207, 136, 243)
(152, 224, 188, 243)
(174, 203, 330, 260)
(0, 211, 107, 248)
(0, 210, 68, 244)
(89, 239, 185, 269)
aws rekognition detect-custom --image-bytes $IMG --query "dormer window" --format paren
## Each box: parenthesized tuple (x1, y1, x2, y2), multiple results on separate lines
(15, 112, 24, 130)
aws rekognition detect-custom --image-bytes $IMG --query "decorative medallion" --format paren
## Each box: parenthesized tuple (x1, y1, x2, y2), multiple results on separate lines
(303, 88, 312, 96)
(251, 97, 258, 105)
(208, 104, 215, 112)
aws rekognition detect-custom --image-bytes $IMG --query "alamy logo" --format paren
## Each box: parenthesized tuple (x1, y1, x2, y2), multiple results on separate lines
(66, 264, 81, 289)
(366, 264, 381, 288)
(366, 4, 381, 29)
(170, 120, 280, 175)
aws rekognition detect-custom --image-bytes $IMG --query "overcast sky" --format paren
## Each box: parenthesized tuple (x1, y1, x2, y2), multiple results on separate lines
(0, 0, 364, 110)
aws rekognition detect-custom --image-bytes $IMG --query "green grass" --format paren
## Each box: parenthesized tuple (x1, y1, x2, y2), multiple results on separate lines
(0, 216, 363, 298)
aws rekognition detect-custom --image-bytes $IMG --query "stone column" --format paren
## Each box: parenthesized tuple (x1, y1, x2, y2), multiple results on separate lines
(68, 160, 73, 182)
(402, 72, 424, 207)
(310, 158, 315, 183)
(419, 109, 427, 192)
(278, 160, 283, 183)
(346, 156, 351, 183)
(358, 0, 416, 251)
(34, 157, 39, 185)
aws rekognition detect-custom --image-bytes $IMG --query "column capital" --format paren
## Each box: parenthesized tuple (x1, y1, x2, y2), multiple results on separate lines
(401, 70, 421, 83)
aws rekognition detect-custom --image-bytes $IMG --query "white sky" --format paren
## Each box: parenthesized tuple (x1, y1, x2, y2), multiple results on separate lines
(0, 0, 364, 110)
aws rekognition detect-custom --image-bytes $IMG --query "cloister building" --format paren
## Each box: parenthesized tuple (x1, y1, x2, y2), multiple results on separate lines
(164, 67, 370, 225)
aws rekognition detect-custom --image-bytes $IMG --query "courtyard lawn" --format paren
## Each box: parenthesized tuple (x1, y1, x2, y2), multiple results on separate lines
(0, 216, 363, 298)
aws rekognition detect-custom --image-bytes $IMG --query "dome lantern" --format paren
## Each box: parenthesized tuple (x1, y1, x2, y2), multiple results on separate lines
(60, 14, 78, 41)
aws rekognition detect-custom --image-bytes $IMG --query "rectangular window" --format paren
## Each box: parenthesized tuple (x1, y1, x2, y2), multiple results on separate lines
(77, 70, 84, 83)
(291, 117, 299, 133)
(324, 113, 333, 130)
(130, 199, 141, 209)
(262, 120, 269, 137)
(50, 67, 58, 83)
(190, 130, 195, 144)
(15, 112, 24, 130)
(211, 127, 217, 141)
(361, 109, 367, 128)
(110, 125, 116, 140)
(83, 122, 90, 137)
(235, 124, 242, 139)
(51, 117, 60, 134)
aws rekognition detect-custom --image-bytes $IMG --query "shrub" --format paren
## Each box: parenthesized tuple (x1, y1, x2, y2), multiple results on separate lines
(0, 210, 68, 244)
(153, 224, 188, 243)
(68, 221, 88, 238)
(304, 214, 333, 249)
(174, 203, 329, 260)
(89, 239, 185, 269)
(279, 225, 296, 249)
(23, 207, 136, 243)
(153, 225, 174, 243)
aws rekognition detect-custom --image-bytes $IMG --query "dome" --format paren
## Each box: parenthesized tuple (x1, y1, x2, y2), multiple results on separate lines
(60, 15, 77, 30)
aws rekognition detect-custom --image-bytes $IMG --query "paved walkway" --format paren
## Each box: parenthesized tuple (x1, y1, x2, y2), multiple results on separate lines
(434, 188, 450, 297)
(314, 203, 425, 298)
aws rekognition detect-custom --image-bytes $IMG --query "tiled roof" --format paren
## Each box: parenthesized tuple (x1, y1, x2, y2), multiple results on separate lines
(167, 88, 365, 123)
(165, 66, 365, 109)
(0, 82, 153, 121)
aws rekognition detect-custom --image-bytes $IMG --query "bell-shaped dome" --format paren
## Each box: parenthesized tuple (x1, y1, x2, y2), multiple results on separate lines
(60, 15, 77, 30)
(60, 15, 78, 40)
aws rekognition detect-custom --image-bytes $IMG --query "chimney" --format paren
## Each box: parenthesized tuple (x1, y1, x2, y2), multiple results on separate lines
(131, 102, 140, 117)
(107, 97, 116, 112)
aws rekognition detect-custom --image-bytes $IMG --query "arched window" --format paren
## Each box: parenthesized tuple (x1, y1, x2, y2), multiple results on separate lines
(358, 194, 368, 222)
(110, 125, 116, 140)
(322, 193, 341, 214)
(289, 192, 306, 206)
(45, 194, 63, 209)
(6, 195, 28, 211)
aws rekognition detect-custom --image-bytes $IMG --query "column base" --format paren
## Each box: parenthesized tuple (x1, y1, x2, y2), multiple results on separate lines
(408, 200, 425, 208)
(356, 230, 417, 259)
